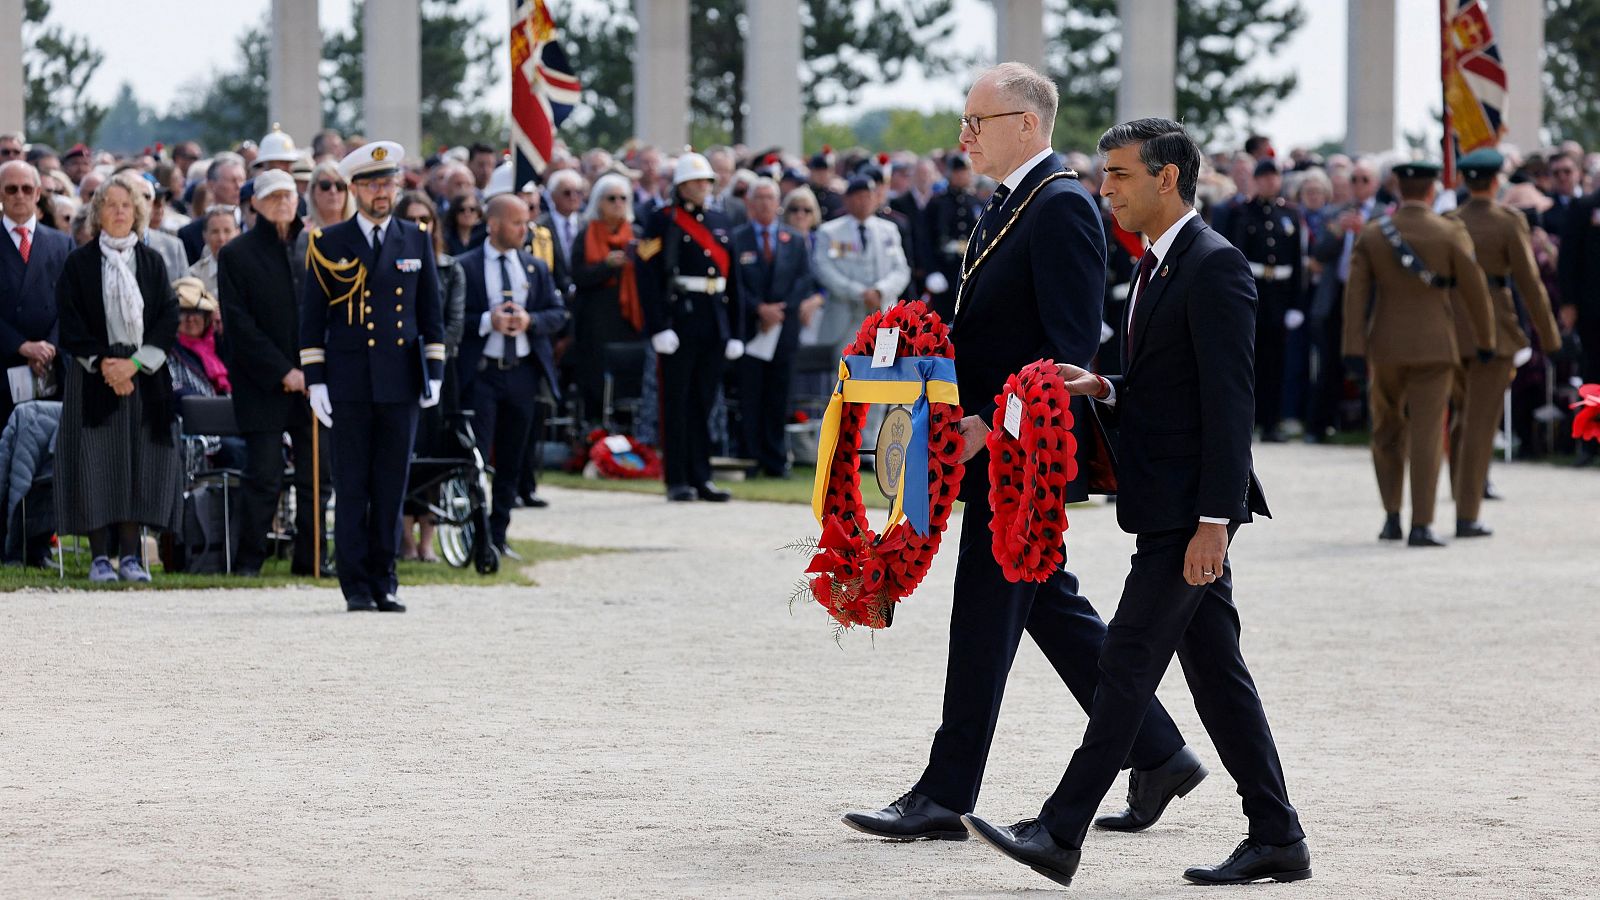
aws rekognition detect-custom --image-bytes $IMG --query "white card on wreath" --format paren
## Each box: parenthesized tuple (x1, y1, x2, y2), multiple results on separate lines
(1004, 394, 1024, 438)
(871, 327, 899, 368)
(603, 434, 632, 454)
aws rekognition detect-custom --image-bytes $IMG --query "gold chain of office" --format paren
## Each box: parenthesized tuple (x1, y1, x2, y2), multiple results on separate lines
(954, 170, 1078, 318)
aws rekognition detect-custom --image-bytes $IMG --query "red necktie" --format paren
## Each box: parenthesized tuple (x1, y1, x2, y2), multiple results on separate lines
(1127, 250, 1157, 355)
(14, 226, 29, 264)
(761, 227, 773, 264)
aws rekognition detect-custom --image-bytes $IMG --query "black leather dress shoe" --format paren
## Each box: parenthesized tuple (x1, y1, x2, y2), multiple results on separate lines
(1407, 525, 1446, 547)
(1095, 745, 1208, 832)
(962, 814, 1080, 887)
(842, 791, 967, 841)
(346, 596, 377, 612)
(519, 492, 549, 508)
(376, 594, 407, 613)
(1456, 519, 1494, 538)
(1378, 513, 1403, 541)
(667, 485, 696, 502)
(696, 482, 732, 502)
(1183, 837, 1312, 885)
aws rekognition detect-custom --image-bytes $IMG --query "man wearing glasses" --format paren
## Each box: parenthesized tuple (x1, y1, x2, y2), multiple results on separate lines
(0, 133, 25, 163)
(1306, 157, 1384, 442)
(0, 160, 73, 427)
(300, 141, 446, 612)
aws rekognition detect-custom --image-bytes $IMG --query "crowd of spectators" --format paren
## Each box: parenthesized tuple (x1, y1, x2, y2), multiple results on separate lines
(0, 120, 1595, 581)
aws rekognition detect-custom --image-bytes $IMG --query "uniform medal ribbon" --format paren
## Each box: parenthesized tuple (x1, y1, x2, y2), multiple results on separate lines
(811, 354, 959, 536)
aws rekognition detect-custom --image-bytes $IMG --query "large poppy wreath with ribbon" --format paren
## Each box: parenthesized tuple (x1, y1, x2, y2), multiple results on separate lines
(583, 428, 663, 480)
(986, 359, 1078, 583)
(795, 301, 965, 632)
(1573, 383, 1600, 443)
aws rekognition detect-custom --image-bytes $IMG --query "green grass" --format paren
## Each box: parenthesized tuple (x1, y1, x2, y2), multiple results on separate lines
(541, 464, 893, 507)
(0, 538, 604, 592)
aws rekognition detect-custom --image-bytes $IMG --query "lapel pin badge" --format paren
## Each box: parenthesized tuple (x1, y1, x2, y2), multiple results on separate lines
(1160, 265, 1170, 277)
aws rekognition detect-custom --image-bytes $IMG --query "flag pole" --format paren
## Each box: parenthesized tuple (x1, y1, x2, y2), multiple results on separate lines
(1441, 0, 1456, 189)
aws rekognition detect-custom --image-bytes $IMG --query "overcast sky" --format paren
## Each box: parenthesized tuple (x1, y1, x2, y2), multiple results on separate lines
(65, 0, 1443, 151)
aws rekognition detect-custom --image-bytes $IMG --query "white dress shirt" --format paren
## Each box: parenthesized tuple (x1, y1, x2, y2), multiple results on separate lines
(478, 244, 531, 359)
(357, 212, 391, 248)
(4, 214, 35, 254)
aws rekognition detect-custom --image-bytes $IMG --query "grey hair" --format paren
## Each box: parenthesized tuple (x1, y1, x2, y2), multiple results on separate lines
(583, 172, 634, 223)
(1097, 117, 1202, 205)
(0, 131, 25, 145)
(0, 159, 39, 185)
(87, 172, 151, 238)
(1291, 168, 1333, 203)
(747, 176, 780, 200)
(978, 62, 1058, 136)
(547, 167, 586, 195)
(203, 205, 239, 230)
(208, 152, 246, 182)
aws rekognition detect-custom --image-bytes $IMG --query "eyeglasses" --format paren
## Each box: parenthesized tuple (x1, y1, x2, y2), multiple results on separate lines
(0, 148, 22, 159)
(959, 110, 1026, 136)
(315, 179, 347, 192)
(2, 183, 37, 195)
(457, 204, 481, 214)
(558, 188, 585, 197)
(1351, 175, 1372, 183)
(785, 207, 816, 216)
(405, 214, 433, 224)
(603, 195, 629, 202)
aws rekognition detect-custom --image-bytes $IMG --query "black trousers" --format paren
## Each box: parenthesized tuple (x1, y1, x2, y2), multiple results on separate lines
(1254, 280, 1291, 434)
(516, 400, 545, 499)
(467, 361, 540, 547)
(659, 317, 722, 489)
(738, 352, 794, 475)
(237, 408, 330, 571)
(329, 400, 417, 602)
(1037, 524, 1303, 849)
(1306, 279, 1347, 437)
(912, 499, 1186, 815)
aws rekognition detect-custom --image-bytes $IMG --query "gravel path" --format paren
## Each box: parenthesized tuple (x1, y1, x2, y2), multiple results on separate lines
(3, 443, 1596, 898)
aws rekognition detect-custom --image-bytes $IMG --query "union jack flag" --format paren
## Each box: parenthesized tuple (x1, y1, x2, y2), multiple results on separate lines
(511, 0, 581, 187)
(1443, 0, 1507, 155)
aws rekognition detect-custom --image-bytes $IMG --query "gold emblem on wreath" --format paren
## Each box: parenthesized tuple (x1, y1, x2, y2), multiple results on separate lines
(875, 406, 914, 500)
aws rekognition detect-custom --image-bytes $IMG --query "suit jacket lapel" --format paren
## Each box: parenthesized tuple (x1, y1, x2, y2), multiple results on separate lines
(955, 154, 1066, 327)
(374, 220, 402, 275)
(1128, 216, 1206, 369)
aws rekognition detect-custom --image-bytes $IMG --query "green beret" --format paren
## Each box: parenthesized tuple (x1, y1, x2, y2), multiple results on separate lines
(1456, 148, 1504, 180)
(1393, 160, 1442, 179)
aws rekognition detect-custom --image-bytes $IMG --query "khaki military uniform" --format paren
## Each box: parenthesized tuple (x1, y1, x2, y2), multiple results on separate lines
(1444, 198, 1562, 522)
(1343, 203, 1494, 527)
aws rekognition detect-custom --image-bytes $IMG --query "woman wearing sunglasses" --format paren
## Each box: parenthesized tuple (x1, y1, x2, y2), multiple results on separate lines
(294, 161, 354, 264)
(443, 193, 486, 257)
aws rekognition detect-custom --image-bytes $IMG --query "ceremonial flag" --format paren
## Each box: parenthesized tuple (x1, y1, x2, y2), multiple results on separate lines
(1441, 0, 1507, 163)
(510, 0, 581, 188)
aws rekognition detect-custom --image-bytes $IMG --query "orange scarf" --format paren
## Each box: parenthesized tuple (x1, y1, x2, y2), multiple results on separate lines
(584, 219, 642, 331)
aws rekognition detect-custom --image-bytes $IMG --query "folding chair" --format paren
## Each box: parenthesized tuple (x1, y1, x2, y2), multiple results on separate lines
(179, 395, 245, 574)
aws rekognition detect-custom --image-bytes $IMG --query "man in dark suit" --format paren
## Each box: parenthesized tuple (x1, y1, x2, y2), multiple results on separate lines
(732, 177, 816, 477)
(0, 160, 73, 427)
(964, 118, 1308, 888)
(843, 64, 1201, 847)
(456, 194, 568, 558)
(178, 155, 247, 264)
(300, 141, 445, 613)
(1559, 185, 1600, 400)
(216, 169, 330, 576)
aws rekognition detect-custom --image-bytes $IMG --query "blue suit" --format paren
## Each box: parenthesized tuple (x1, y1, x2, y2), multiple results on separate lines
(732, 220, 815, 475)
(912, 154, 1186, 817)
(0, 222, 73, 423)
(455, 244, 568, 547)
(299, 215, 445, 603)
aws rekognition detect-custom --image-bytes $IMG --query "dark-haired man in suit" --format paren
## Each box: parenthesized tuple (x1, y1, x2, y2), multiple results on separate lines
(964, 117, 1309, 889)
(843, 63, 1202, 850)
(0, 160, 73, 427)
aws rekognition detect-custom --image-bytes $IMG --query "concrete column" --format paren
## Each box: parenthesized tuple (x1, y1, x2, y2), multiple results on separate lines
(744, 0, 802, 152)
(363, 0, 421, 157)
(993, 0, 1045, 72)
(270, 0, 322, 146)
(1345, 0, 1397, 154)
(1488, 0, 1544, 152)
(0, 0, 23, 134)
(1117, 0, 1177, 121)
(633, 0, 690, 151)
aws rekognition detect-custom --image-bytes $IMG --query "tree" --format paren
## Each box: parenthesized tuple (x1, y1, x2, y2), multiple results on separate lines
(1046, 0, 1305, 151)
(322, 0, 504, 150)
(1544, 0, 1600, 148)
(22, 0, 107, 148)
(563, 0, 964, 150)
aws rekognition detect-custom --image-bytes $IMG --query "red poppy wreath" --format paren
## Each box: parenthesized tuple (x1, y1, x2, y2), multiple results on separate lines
(793, 300, 965, 633)
(585, 428, 663, 480)
(986, 359, 1078, 583)
(1572, 383, 1600, 443)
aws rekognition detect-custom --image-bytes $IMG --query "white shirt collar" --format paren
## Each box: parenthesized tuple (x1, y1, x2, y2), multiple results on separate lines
(1000, 147, 1058, 195)
(4, 215, 36, 235)
(487, 242, 517, 262)
(1147, 208, 1199, 266)
(357, 212, 390, 238)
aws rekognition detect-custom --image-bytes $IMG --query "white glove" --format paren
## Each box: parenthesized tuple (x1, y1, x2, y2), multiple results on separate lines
(308, 383, 333, 428)
(651, 329, 680, 356)
(924, 271, 950, 295)
(419, 378, 443, 409)
(1284, 309, 1306, 330)
(724, 339, 745, 361)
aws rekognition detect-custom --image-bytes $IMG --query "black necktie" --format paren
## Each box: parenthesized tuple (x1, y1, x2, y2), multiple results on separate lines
(1128, 250, 1157, 355)
(497, 252, 520, 358)
(371, 223, 383, 261)
(979, 184, 1011, 242)
(857, 223, 868, 254)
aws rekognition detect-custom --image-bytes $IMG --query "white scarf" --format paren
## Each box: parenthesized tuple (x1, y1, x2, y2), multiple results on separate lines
(98, 232, 143, 347)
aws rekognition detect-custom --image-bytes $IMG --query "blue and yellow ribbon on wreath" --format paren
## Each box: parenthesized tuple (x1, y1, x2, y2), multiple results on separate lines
(811, 354, 959, 537)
